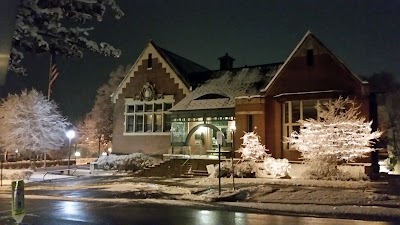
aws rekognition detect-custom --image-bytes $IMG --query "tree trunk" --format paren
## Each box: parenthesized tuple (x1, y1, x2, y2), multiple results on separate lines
(30, 151, 37, 171)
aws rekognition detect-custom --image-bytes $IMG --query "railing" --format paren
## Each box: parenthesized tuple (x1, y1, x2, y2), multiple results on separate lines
(42, 169, 78, 181)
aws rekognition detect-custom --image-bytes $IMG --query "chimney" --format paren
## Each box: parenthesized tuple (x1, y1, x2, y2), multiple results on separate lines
(218, 53, 235, 70)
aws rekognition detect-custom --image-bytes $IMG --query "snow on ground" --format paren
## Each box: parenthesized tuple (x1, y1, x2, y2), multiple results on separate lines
(1, 171, 400, 220)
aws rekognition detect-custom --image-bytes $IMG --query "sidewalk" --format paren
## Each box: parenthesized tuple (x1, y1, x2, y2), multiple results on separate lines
(0, 168, 94, 187)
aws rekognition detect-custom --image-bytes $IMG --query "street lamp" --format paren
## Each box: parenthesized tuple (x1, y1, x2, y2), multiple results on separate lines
(74, 151, 80, 168)
(170, 127, 175, 154)
(230, 122, 236, 190)
(66, 130, 76, 175)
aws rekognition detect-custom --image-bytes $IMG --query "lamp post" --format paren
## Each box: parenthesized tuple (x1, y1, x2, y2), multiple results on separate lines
(170, 127, 175, 154)
(98, 134, 104, 157)
(74, 143, 78, 168)
(74, 151, 80, 168)
(230, 123, 236, 190)
(66, 130, 76, 175)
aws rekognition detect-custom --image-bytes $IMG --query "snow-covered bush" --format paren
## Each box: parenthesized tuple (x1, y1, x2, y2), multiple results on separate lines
(213, 160, 233, 178)
(234, 161, 257, 178)
(96, 153, 154, 172)
(264, 157, 291, 178)
(303, 160, 369, 181)
(2, 169, 33, 180)
(288, 97, 382, 179)
(237, 130, 269, 161)
(235, 130, 292, 178)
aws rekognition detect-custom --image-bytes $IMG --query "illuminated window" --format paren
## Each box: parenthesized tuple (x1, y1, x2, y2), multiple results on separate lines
(283, 99, 330, 149)
(126, 116, 134, 132)
(135, 115, 144, 132)
(125, 98, 173, 134)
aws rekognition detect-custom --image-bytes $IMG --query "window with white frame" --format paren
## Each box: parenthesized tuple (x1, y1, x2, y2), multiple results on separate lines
(282, 99, 330, 149)
(125, 97, 173, 134)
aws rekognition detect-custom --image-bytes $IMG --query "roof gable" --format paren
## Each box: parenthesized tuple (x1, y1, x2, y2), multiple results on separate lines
(261, 31, 367, 94)
(112, 41, 209, 103)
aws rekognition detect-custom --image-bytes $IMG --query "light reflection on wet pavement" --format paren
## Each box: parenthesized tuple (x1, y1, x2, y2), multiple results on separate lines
(0, 199, 397, 225)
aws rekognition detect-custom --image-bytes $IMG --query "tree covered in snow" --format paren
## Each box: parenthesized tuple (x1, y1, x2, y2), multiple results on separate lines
(237, 130, 270, 161)
(0, 89, 70, 154)
(10, 0, 124, 74)
(90, 64, 129, 143)
(78, 64, 129, 148)
(289, 97, 382, 178)
(76, 114, 99, 157)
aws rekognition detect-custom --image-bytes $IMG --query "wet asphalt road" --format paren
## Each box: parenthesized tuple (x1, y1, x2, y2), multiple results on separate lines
(0, 198, 397, 225)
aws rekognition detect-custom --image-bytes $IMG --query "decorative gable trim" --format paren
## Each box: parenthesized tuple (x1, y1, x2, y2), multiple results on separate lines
(112, 41, 190, 103)
(260, 31, 368, 94)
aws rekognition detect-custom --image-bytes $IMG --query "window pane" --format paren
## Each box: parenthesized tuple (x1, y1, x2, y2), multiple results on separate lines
(164, 103, 172, 111)
(154, 103, 162, 112)
(155, 114, 162, 132)
(126, 116, 134, 132)
(127, 105, 134, 113)
(293, 125, 300, 134)
(164, 114, 171, 132)
(292, 101, 300, 122)
(145, 104, 153, 112)
(145, 114, 153, 132)
(303, 100, 318, 120)
(136, 115, 144, 132)
(283, 102, 289, 124)
(136, 104, 144, 112)
(283, 126, 290, 149)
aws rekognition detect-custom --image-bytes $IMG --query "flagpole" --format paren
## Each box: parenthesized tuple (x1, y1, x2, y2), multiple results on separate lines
(47, 53, 53, 101)
(45, 53, 53, 170)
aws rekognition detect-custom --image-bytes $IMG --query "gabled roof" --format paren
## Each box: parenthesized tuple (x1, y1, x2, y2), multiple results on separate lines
(155, 45, 210, 87)
(260, 31, 368, 93)
(112, 41, 210, 103)
(170, 63, 281, 111)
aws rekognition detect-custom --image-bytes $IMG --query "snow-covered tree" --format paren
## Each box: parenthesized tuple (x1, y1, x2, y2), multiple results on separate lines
(9, 0, 124, 74)
(289, 97, 382, 178)
(76, 114, 99, 157)
(0, 89, 70, 155)
(88, 64, 129, 144)
(237, 130, 269, 161)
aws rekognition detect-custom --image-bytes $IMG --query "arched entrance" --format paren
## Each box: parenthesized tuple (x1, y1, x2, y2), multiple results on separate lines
(185, 124, 221, 145)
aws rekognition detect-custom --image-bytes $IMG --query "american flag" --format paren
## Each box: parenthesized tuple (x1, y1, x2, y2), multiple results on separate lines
(48, 54, 59, 99)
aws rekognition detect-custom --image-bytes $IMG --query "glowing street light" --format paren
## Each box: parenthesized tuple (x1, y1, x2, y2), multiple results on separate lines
(66, 130, 76, 175)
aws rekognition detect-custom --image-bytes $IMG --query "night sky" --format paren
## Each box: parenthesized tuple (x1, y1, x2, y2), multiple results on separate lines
(2, 0, 399, 123)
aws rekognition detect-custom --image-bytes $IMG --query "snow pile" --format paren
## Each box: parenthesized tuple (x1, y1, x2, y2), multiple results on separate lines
(263, 158, 291, 178)
(96, 153, 154, 172)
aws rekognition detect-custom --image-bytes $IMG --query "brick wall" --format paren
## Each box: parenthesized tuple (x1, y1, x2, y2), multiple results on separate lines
(112, 57, 187, 154)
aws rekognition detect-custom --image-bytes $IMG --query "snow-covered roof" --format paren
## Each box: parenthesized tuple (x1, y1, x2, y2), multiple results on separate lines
(273, 90, 345, 98)
(171, 64, 281, 111)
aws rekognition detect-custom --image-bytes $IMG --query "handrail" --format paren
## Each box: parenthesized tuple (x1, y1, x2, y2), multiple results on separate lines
(42, 169, 77, 181)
